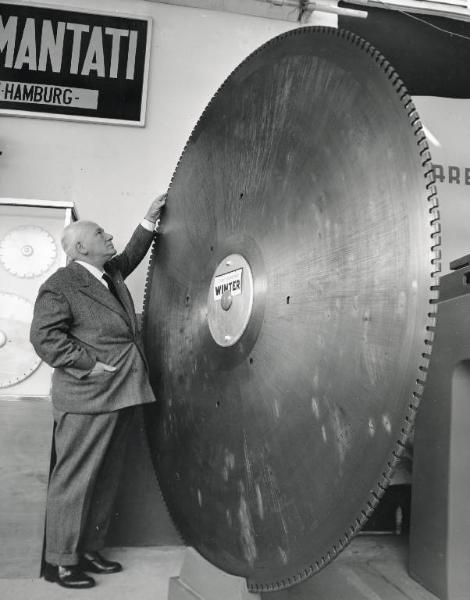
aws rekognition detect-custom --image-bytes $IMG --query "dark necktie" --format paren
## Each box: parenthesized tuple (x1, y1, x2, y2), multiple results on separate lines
(102, 273, 123, 306)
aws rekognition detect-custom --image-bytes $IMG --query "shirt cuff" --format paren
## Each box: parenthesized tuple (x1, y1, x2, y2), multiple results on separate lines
(141, 218, 156, 232)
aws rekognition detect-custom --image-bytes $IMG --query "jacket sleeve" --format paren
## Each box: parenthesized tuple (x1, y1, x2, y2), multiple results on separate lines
(106, 224, 154, 280)
(30, 287, 96, 379)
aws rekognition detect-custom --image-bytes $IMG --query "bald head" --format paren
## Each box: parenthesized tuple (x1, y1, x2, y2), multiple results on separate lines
(61, 220, 116, 268)
(61, 221, 95, 259)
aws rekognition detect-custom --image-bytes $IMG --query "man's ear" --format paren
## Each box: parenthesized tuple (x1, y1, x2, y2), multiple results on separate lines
(76, 241, 87, 256)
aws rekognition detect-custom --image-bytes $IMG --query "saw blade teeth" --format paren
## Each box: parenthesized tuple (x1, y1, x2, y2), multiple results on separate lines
(417, 372, 429, 384)
(397, 87, 408, 99)
(398, 435, 409, 448)
(426, 175, 438, 188)
(414, 381, 425, 396)
(401, 421, 413, 437)
(423, 170, 436, 184)
(419, 144, 430, 157)
(141, 237, 158, 316)
(411, 116, 423, 129)
(377, 480, 387, 492)
(428, 192, 439, 207)
(416, 131, 428, 147)
(420, 357, 431, 371)
(373, 50, 383, 63)
(395, 78, 406, 93)
(392, 446, 405, 459)
(423, 161, 435, 174)
(419, 139, 431, 155)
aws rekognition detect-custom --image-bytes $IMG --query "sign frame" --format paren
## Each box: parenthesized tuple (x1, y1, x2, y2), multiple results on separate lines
(0, 1, 152, 126)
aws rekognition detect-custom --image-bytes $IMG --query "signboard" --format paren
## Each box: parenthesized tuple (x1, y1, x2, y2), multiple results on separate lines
(0, 2, 151, 125)
(414, 97, 470, 274)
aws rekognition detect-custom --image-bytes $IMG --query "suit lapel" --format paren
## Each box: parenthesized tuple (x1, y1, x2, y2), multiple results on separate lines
(70, 262, 132, 325)
(107, 270, 138, 335)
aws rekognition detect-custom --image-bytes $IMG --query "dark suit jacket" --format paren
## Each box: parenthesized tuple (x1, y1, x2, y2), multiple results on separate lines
(30, 224, 156, 414)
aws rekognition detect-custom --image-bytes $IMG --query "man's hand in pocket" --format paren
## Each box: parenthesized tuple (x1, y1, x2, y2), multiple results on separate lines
(89, 361, 117, 376)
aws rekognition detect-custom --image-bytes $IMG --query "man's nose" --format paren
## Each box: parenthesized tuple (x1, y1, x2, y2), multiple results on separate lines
(106, 233, 113, 241)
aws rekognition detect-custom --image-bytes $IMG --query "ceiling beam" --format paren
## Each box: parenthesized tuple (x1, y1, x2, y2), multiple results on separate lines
(144, 0, 302, 23)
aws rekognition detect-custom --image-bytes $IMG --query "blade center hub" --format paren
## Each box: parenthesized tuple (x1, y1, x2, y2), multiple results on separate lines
(207, 253, 254, 347)
(221, 291, 233, 311)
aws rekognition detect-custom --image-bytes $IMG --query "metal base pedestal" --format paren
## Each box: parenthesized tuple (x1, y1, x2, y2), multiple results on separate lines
(168, 547, 260, 600)
(409, 255, 470, 600)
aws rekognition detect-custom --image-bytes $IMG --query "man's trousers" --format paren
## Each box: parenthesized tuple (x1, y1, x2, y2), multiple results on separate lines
(45, 406, 134, 565)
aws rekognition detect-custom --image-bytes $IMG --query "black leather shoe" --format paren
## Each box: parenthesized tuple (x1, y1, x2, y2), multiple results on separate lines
(44, 563, 95, 588)
(79, 551, 122, 574)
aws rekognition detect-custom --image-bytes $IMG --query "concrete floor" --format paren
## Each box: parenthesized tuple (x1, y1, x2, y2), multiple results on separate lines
(0, 536, 439, 600)
(0, 547, 185, 600)
(267, 536, 439, 600)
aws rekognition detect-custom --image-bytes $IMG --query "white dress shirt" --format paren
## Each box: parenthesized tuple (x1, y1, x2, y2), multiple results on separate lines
(140, 218, 156, 232)
(75, 261, 107, 286)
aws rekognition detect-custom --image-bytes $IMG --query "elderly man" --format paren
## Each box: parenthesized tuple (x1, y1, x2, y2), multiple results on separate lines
(30, 194, 165, 589)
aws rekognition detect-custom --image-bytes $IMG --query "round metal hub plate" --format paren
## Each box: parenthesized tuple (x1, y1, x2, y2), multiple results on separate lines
(207, 254, 254, 347)
(143, 27, 439, 591)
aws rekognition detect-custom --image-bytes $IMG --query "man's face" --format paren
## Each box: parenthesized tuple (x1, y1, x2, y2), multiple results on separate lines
(80, 222, 116, 266)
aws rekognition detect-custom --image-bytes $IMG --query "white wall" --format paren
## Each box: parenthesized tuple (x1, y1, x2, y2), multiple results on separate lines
(0, 0, 335, 308)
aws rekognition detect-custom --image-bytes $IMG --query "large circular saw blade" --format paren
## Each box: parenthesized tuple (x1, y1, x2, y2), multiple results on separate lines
(143, 27, 439, 591)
